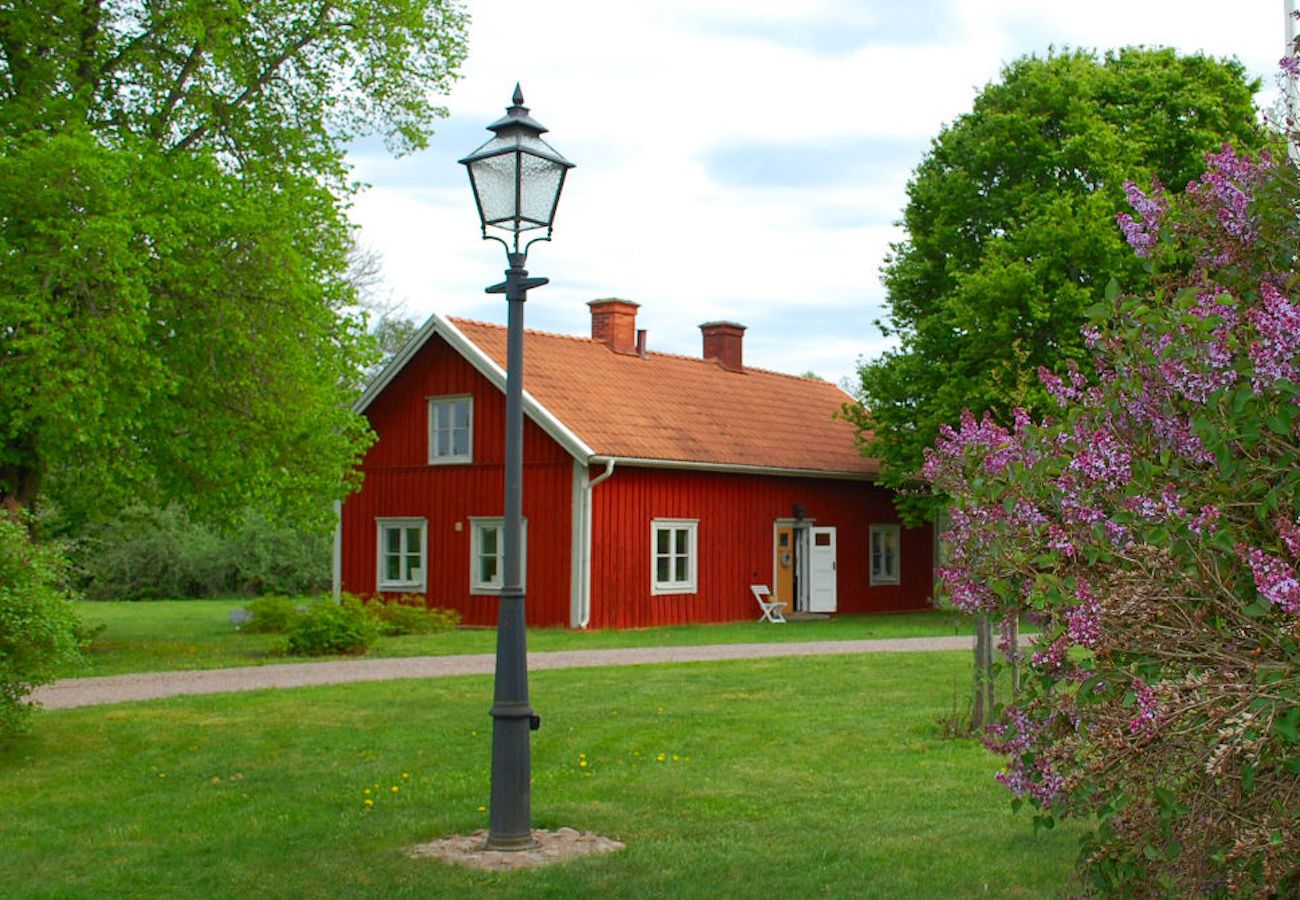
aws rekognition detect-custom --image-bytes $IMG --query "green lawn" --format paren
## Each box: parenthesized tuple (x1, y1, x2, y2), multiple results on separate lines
(3, 651, 1081, 897)
(68, 599, 977, 678)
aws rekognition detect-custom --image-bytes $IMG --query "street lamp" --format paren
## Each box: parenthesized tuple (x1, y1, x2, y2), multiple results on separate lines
(459, 85, 574, 851)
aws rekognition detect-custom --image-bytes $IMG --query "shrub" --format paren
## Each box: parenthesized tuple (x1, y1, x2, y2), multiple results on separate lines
(285, 597, 379, 657)
(924, 141, 1300, 894)
(68, 504, 328, 600)
(370, 597, 461, 636)
(241, 596, 302, 634)
(0, 517, 87, 739)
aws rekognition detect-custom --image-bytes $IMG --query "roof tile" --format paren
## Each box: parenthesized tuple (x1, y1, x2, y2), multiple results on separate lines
(450, 317, 879, 477)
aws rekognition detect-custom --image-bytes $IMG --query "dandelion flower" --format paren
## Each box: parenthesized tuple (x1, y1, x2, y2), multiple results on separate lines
(401, 773, 410, 779)
(364, 799, 374, 807)
(579, 760, 588, 768)
(477, 806, 487, 812)
(656, 753, 666, 762)
(391, 786, 399, 793)
(363, 788, 371, 795)
(672, 755, 680, 762)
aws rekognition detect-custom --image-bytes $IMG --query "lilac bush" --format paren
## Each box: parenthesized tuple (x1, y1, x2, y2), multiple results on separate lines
(924, 139, 1300, 894)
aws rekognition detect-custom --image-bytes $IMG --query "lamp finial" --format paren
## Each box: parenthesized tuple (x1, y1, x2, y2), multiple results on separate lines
(512, 83, 524, 107)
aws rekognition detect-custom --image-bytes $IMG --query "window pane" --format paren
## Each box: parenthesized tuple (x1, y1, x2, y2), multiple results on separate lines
(480, 555, 498, 585)
(656, 557, 670, 583)
(452, 428, 469, 456)
(405, 527, 420, 552)
(436, 428, 450, 457)
(657, 529, 669, 554)
(674, 528, 688, 555)
(453, 399, 470, 428)
(385, 554, 400, 581)
(481, 526, 497, 555)
(386, 528, 401, 554)
(675, 557, 687, 582)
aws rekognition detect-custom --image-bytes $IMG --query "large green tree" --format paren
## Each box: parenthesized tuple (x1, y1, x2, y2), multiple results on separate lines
(850, 47, 1266, 523)
(0, 1, 468, 529)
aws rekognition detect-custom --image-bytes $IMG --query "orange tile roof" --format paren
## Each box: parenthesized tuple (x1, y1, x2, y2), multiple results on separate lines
(449, 317, 879, 477)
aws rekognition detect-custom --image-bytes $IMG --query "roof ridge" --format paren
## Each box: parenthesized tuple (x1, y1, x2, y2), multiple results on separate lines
(450, 315, 848, 388)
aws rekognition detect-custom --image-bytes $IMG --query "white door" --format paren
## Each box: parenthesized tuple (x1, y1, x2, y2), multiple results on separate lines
(808, 527, 837, 613)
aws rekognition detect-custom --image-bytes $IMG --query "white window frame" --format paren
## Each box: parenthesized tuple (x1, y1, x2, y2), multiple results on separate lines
(870, 524, 901, 586)
(469, 517, 527, 595)
(651, 518, 698, 595)
(427, 395, 473, 464)
(376, 518, 427, 592)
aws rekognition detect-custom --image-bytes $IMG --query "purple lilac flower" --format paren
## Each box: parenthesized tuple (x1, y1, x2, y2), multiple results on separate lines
(1066, 580, 1101, 649)
(1068, 424, 1131, 488)
(1031, 634, 1070, 672)
(1281, 56, 1300, 78)
(1246, 282, 1300, 393)
(1239, 544, 1300, 615)
(1116, 179, 1168, 258)
(1278, 516, 1300, 558)
(1128, 679, 1161, 738)
(939, 567, 995, 613)
(1189, 505, 1221, 536)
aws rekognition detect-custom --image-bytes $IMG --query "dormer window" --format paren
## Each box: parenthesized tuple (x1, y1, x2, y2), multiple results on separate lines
(428, 396, 472, 464)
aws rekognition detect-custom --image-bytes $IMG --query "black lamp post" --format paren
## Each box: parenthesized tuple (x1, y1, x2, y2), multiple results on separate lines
(459, 85, 574, 851)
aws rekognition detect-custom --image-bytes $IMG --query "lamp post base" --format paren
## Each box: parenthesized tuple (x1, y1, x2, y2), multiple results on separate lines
(483, 831, 541, 851)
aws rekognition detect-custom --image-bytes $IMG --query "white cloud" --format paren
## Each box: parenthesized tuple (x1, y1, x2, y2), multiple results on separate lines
(348, 0, 1287, 388)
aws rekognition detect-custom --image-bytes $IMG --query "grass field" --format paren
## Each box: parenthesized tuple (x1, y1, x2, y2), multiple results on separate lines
(3, 651, 1081, 897)
(68, 599, 978, 678)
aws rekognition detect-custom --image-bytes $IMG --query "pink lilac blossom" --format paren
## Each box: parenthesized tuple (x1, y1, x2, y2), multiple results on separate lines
(1068, 424, 1131, 488)
(1187, 144, 1272, 256)
(1281, 56, 1300, 78)
(1115, 179, 1168, 259)
(1066, 580, 1101, 649)
(1278, 516, 1300, 558)
(1189, 505, 1221, 536)
(938, 567, 995, 612)
(1031, 634, 1071, 671)
(1128, 679, 1161, 738)
(1239, 544, 1300, 615)
(1246, 282, 1300, 393)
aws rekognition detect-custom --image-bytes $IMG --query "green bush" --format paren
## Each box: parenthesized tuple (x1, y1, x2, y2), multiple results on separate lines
(242, 596, 302, 634)
(370, 597, 461, 636)
(69, 504, 329, 600)
(285, 598, 379, 657)
(0, 517, 87, 739)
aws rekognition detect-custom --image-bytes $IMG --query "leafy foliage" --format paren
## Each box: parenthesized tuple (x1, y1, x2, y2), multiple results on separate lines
(71, 505, 329, 600)
(924, 141, 1300, 893)
(242, 596, 304, 635)
(370, 597, 461, 636)
(0, 516, 87, 739)
(852, 47, 1266, 522)
(0, 1, 469, 528)
(285, 597, 380, 656)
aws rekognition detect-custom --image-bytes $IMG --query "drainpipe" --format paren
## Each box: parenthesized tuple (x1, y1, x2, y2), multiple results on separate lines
(579, 458, 617, 628)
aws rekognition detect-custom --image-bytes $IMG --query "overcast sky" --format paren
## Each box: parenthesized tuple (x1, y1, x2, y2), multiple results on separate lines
(347, 1, 1290, 389)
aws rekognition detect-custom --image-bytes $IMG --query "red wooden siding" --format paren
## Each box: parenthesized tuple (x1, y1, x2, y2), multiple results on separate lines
(586, 467, 932, 629)
(341, 335, 574, 627)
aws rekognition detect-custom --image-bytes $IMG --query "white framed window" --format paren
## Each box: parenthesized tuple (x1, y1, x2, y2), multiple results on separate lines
(870, 524, 901, 586)
(428, 396, 472, 464)
(470, 517, 527, 594)
(651, 519, 698, 595)
(377, 518, 427, 591)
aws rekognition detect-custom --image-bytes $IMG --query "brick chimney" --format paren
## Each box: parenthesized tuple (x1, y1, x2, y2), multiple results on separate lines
(700, 321, 746, 372)
(588, 298, 640, 354)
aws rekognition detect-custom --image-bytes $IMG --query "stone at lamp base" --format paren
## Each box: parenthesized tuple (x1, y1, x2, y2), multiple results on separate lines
(406, 828, 624, 872)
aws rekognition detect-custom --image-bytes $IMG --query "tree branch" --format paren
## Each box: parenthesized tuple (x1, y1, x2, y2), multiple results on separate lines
(169, 2, 336, 155)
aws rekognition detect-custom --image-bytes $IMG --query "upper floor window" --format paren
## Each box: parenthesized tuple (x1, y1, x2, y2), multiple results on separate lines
(377, 518, 427, 592)
(428, 396, 472, 464)
(651, 519, 698, 595)
(870, 524, 901, 586)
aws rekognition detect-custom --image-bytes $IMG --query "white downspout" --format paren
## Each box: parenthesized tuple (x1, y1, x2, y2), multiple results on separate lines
(579, 458, 617, 628)
(332, 499, 343, 603)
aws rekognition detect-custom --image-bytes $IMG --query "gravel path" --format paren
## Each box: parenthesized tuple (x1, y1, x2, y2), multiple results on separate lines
(32, 635, 976, 710)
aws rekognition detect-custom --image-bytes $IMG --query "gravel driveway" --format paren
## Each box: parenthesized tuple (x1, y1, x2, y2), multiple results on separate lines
(32, 635, 976, 710)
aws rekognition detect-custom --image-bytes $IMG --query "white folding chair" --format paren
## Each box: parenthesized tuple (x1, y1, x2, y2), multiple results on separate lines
(751, 584, 787, 624)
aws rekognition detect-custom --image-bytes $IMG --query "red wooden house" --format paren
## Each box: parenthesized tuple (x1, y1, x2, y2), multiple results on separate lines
(339, 299, 933, 629)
